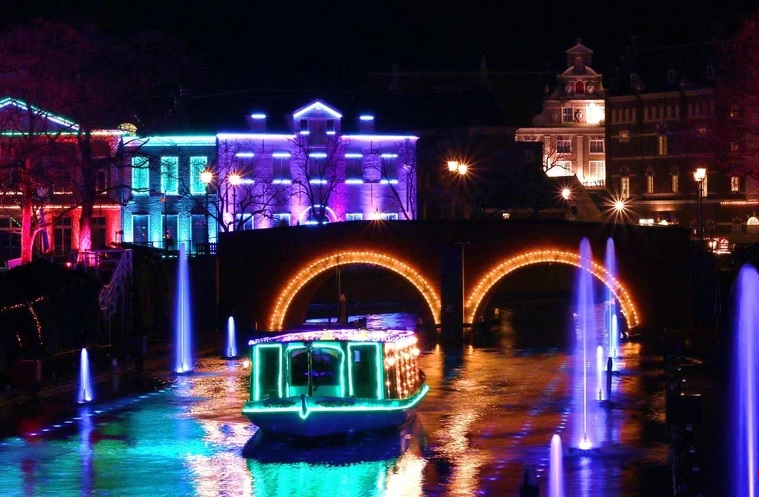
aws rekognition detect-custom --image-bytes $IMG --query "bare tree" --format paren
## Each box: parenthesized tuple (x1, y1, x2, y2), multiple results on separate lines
(210, 140, 293, 232)
(716, 10, 759, 185)
(0, 18, 199, 257)
(367, 139, 417, 220)
(289, 134, 347, 224)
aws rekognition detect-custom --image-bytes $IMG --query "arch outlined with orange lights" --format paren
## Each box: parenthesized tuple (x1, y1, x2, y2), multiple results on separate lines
(268, 251, 441, 331)
(465, 248, 641, 329)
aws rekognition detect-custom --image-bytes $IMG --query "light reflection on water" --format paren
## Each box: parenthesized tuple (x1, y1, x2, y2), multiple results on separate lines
(0, 306, 668, 497)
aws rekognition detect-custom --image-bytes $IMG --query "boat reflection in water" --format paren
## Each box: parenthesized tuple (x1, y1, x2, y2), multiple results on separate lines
(243, 419, 428, 497)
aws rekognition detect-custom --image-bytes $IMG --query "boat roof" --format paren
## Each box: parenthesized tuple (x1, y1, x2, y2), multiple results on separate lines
(248, 328, 417, 346)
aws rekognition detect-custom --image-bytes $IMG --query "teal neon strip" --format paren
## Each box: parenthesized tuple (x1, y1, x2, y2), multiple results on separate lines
(253, 344, 282, 400)
(244, 384, 429, 420)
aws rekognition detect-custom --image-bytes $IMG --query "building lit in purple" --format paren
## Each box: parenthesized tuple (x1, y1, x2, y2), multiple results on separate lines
(216, 100, 418, 230)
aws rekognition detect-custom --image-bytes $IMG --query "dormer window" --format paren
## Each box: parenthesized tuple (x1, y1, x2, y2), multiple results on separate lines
(326, 119, 335, 134)
(299, 119, 309, 135)
(574, 81, 585, 95)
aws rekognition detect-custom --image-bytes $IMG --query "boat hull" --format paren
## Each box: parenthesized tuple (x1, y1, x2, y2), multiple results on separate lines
(243, 385, 429, 438)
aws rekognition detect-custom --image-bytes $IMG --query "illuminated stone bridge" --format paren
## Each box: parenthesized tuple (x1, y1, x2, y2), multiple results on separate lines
(217, 219, 692, 338)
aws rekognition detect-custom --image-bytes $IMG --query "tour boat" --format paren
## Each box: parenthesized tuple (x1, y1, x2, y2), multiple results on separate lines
(242, 328, 429, 438)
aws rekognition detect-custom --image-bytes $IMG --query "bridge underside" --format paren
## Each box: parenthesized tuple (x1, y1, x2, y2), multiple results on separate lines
(217, 220, 691, 338)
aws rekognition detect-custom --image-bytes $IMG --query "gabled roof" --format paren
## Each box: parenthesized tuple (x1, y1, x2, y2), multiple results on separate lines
(0, 97, 79, 132)
(292, 100, 342, 119)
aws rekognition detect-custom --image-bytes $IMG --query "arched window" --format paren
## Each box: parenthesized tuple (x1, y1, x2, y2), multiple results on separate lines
(575, 81, 585, 94)
(747, 216, 759, 234)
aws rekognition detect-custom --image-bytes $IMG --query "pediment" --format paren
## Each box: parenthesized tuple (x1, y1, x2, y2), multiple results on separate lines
(0, 97, 79, 133)
(292, 100, 342, 120)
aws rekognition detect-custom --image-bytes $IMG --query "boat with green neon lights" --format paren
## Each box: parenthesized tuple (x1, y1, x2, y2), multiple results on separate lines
(242, 328, 429, 438)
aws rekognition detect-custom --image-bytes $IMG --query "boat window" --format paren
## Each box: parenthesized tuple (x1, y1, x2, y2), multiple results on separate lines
(289, 349, 310, 386)
(350, 344, 379, 399)
(311, 348, 339, 387)
(255, 346, 281, 399)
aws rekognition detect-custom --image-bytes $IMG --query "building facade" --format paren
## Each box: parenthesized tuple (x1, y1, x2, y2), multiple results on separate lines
(215, 100, 418, 230)
(0, 98, 124, 262)
(120, 100, 418, 252)
(604, 38, 759, 249)
(515, 42, 607, 196)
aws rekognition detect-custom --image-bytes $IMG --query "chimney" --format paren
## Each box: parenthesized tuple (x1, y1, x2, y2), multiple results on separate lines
(358, 114, 374, 133)
(246, 113, 267, 132)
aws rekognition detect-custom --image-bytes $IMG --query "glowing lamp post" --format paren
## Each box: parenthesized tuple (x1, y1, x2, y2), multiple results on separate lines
(200, 170, 213, 246)
(693, 168, 706, 242)
(445, 161, 468, 219)
(229, 173, 241, 231)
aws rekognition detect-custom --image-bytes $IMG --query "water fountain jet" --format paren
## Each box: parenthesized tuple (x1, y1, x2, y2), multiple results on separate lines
(77, 347, 93, 404)
(548, 434, 565, 497)
(225, 316, 238, 358)
(174, 243, 193, 373)
(730, 264, 758, 497)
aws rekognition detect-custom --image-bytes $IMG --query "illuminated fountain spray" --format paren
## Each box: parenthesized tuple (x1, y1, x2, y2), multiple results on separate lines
(730, 264, 758, 497)
(548, 434, 565, 497)
(225, 316, 238, 358)
(575, 237, 594, 450)
(174, 243, 193, 374)
(605, 237, 619, 366)
(77, 347, 93, 404)
(596, 345, 604, 401)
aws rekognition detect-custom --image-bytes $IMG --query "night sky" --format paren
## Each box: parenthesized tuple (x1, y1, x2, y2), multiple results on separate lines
(3, 1, 751, 85)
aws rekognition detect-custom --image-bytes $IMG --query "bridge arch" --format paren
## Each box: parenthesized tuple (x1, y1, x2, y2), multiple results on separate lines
(465, 248, 641, 329)
(268, 251, 441, 331)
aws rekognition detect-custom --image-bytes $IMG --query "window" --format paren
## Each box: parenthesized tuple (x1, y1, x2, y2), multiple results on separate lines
(345, 155, 363, 181)
(562, 108, 574, 123)
(621, 177, 630, 199)
(346, 213, 363, 221)
(646, 175, 654, 194)
(96, 169, 107, 193)
(378, 213, 398, 221)
(308, 156, 326, 182)
(272, 213, 290, 227)
(658, 135, 668, 156)
(731, 176, 740, 193)
(235, 213, 254, 231)
(161, 157, 179, 194)
(672, 174, 679, 193)
(380, 156, 397, 181)
(164, 215, 177, 249)
(190, 157, 208, 194)
(132, 215, 149, 244)
(191, 214, 206, 252)
(587, 161, 605, 180)
(92, 216, 106, 249)
(132, 156, 149, 194)
(272, 155, 291, 183)
(589, 139, 604, 154)
(574, 81, 585, 94)
(557, 139, 571, 154)
(299, 119, 309, 133)
(326, 119, 335, 134)
(54, 217, 72, 254)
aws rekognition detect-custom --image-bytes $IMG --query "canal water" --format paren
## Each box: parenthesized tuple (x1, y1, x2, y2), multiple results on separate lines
(0, 307, 670, 497)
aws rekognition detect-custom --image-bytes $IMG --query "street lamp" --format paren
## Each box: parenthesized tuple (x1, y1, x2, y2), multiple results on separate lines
(445, 160, 469, 218)
(200, 170, 213, 246)
(229, 173, 241, 231)
(693, 167, 706, 241)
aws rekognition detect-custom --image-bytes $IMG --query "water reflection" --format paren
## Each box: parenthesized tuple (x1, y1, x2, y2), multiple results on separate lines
(0, 307, 668, 496)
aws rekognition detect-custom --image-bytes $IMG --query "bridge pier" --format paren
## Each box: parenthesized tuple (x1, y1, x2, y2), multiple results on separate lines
(440, 243, 465, 347)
